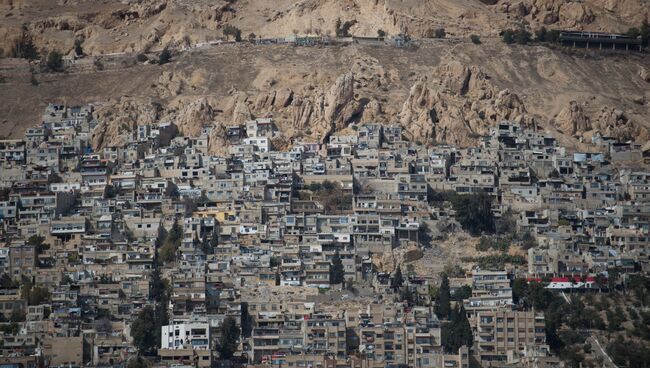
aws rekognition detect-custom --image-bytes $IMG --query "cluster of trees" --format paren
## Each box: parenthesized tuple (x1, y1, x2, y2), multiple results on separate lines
(428, 190, 496, 235)
(10, 30, 38, 60)
(501, 28, 532, 45)
(451, 285, 472, 301)
(608, 337, 650, 367)
(223, 25, 242, 42)
(626, 20, 650, 46)
(335, 18, 357, 37)
(21, 279, 51, 306)
(450, 191, 495, 235)
(7, 28, 67, 73)
(432, 274, 472, 352)
(475, 236, 509, 252)
(513, 276, 650, 368)
(307, 181, 352, 214)
(11, 32, 65, 72)
(27, 234, 48, 254)
(502, 26, 560, 45)
(534, 27, 561, 43)
(442, 305, 473, 353)
(463, 254, 525, 270)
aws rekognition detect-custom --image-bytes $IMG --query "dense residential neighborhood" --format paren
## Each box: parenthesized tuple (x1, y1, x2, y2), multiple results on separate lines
(0, 103, 649, 368)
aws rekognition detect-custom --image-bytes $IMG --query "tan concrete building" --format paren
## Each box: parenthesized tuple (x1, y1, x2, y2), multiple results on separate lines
(475, 310, 546, 364)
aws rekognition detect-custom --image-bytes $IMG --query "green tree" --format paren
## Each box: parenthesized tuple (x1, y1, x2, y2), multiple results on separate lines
(377, 29, 386, 38)
(158, 47, 172, 65)
(451, 285, 472, 301)
(10, 31, 38, 60)
(392, 265, 404, 289)
(45, 51, 64, 72)
(627, 27, 641, 38)
(442, 305, 473, 353)
(514, 29, 532, 45)
(640, 19, 650, 46)
(27, 286, 50, 305)
(131, 305, 159, 354)
(435, 273, 451, 319)
(149, 250, 167, 303)
(74, 39, 84, 56)
(154, 225, 168, 249)
(399, 286, 415, 304)
(335, 18, 356, 37)
(470, 34, 481, 44)
(10, 308, 25, 322)
(27, 235, 46, 254)
(502, 29, 515, 44)
(456, 305, 473, 348)
(241, 302, 253, 338)
(159, 219, 182, 263)
(20, 280, 50, 306)
(269, 256, 280, 268)
(451, 191, 495, 235)
(218, 316, 241, 359)
(0, 273, 16, 289)
(330, 251, 345, 285)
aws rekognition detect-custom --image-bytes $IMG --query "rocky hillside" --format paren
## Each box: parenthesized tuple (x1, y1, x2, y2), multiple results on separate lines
(1, 0, 649, 57)
(1, 1, 649, 151)
(1, 40, 648, 154)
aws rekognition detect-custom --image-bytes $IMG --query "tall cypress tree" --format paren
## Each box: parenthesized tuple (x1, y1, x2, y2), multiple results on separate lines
(457, 305, 473, 348)
(392, 265, 404, 290)
(435, 273, 451, 319)
(218, 316, 241, 359)
(442, 305, 474, 353)
(330, 251, 345, 284)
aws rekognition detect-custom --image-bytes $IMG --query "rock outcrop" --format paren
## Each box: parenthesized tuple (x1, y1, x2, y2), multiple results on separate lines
(324, 73, 361, 132)
(554, 101, 591, 135)
(91, 97, 162, 149)
(552, 100, 649, 141)
(168, 98, 215, 137)
(592, 107, 649, 142)
(400, 61, 533, 146)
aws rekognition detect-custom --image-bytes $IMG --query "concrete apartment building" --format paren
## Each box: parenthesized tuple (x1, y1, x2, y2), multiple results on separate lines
(475, 310, 546, 364)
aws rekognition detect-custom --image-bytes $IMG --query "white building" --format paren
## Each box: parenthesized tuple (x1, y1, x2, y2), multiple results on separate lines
(161, 321, 211, 350)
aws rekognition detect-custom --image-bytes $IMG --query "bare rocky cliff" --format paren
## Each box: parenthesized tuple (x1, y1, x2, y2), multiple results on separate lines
(1, 0, 649, 152)
(65, 43, 649, 156)
(1, 0, 649, 57)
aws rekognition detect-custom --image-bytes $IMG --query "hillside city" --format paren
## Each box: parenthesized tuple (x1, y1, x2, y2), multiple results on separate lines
(0, 103, 649, 368)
